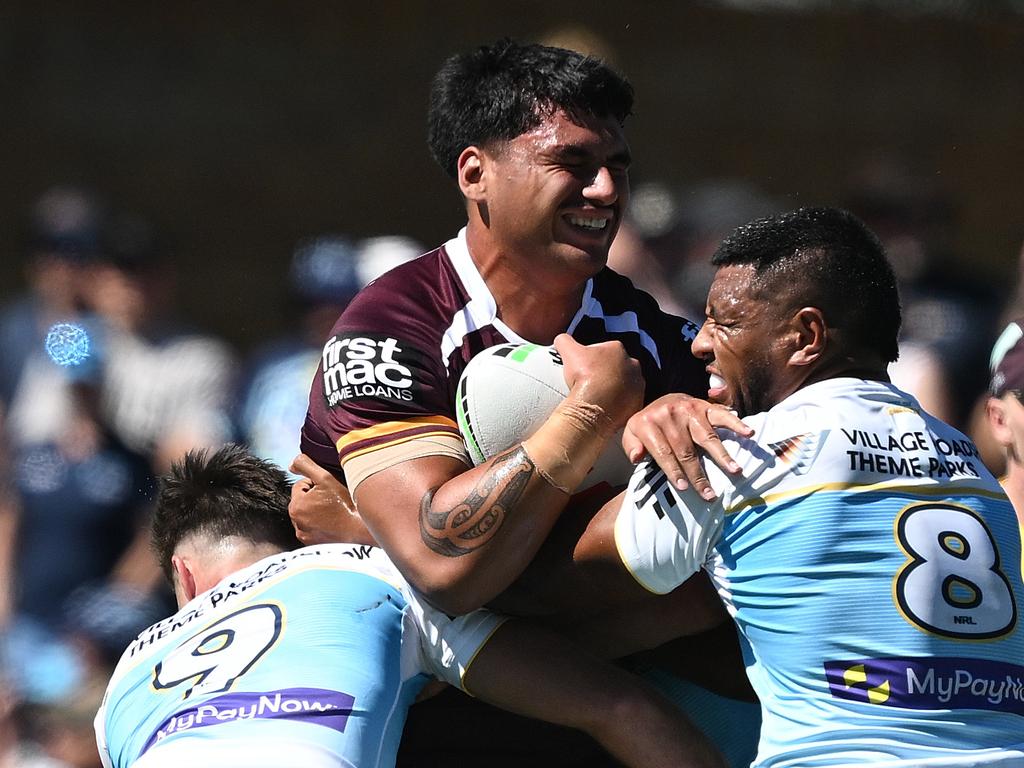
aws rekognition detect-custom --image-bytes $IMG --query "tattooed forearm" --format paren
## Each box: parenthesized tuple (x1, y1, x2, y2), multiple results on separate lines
(419, 446, 535, 557)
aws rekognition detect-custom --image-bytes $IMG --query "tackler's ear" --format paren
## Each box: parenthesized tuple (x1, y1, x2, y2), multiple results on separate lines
(457, 146, 487, 202)
(986, 397, 1013, 449)
(789, 307, 826, 368)
(170, 553, 199, 605)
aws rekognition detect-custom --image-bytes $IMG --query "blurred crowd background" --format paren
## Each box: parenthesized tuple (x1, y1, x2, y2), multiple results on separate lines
(1, 2, 1023, 765)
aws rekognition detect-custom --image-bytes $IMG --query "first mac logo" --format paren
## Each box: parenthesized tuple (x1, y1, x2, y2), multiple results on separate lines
(322, 333, 416, 406)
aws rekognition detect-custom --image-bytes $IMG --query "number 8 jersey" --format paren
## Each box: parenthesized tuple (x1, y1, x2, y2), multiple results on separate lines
(614, 378, 1024, 767)
(95, 544, 503, 768)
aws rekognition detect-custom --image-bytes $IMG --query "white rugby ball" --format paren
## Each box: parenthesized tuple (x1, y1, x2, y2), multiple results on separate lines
(455, 342, 633, 492)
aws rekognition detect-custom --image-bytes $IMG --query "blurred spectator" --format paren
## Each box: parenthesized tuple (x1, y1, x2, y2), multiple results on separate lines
(888, 340, 956, 424)
(0, 186, 101, 449)
(356, 235, 425, 288)
(982, 318, 1024, 560)
(24, 676, 107, 768)
(2, 186, 101, 644)
(843, 157, 1003, 429)
(0, 188, 161, 710)
(0, 342, 160, 707)
(669, 179, 783, 319)
(969, 240, 1024, 477)
(607, 184, 689, 316)
(82, 214, 235, 472)
(610, 179, 782, 322)
(237, 235, 421, 474)
(0, 670, 69, 768)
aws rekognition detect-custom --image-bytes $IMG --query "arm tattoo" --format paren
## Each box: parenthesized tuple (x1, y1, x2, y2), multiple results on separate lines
(419, 446, 535, 557)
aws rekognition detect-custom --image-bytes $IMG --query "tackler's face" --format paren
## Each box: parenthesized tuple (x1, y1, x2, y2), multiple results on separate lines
(691, 264, 792, 419)
(988, 391, 1024, 465)
(482, 109, 631, 280)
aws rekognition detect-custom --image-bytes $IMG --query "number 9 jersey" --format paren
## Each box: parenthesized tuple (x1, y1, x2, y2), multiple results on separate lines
(614, 378, 1024, 766)
(94, 544, 503, 768)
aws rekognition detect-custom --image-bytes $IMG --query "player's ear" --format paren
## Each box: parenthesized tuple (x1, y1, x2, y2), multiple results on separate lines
(171, 553, 199, 605)
(457, 145, 487, 202)
(986, 397, 1013, 448)
(788, 307, 826, 368)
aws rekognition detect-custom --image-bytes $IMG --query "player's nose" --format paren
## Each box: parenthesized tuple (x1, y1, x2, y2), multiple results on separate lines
(583, 166, 620, 206)
(692, 323, 713, 359)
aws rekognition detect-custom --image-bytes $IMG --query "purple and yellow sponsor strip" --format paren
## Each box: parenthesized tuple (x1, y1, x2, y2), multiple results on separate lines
(825, 656, 1024, 715)
(142, 687, 356, 755)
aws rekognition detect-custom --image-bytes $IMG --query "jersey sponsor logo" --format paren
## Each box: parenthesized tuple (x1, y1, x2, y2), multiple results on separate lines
(141, 687, 356, 754)
(769, 431, 828, 476)
(681, 320, 699, 342)
(824, 657, 1024, 716)
(321, 333, 422, 406)
(840, 428, 982, 480)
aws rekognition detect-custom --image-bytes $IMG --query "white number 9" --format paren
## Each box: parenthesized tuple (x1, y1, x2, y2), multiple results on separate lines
(153, 603, 283, 699)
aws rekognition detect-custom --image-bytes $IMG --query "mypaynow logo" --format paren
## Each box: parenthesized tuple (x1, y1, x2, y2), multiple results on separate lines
(825, 657, 1024, 715)
(142, 688, 355, 754)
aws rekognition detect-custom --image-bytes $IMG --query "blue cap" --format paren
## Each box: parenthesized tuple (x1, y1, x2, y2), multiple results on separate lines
(289, 236, 361, 305)
(28, 186, 102, 260)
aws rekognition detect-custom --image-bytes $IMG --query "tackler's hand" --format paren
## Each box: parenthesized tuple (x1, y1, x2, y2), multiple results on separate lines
(621, 394, 753, 501)
(288, 453, 375, 546)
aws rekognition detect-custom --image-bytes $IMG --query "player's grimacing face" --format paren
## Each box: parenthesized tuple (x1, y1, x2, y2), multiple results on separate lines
(692, 264, 789, 418)
(483, 109, 631, 276)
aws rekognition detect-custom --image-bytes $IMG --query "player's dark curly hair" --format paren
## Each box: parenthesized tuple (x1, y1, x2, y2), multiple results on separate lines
(152, 444, 300, 582)
(712, 207, 902, 364)
(427, 38, 634, 179)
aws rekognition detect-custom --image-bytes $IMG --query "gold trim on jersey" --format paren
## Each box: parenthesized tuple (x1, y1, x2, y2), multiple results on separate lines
(335, 415, 460, 457)
(726, 479, 1009, 516)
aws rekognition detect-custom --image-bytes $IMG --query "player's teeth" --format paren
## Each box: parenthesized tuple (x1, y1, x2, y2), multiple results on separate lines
(568, 216, 607, 230)
(709, 374, 726, 390)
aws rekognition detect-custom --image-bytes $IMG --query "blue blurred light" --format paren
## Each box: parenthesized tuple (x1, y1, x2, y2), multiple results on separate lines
(45, 322, 91, 366)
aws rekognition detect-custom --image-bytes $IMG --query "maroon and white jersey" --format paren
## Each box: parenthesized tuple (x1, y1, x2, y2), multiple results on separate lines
(300, 229, 705, 479)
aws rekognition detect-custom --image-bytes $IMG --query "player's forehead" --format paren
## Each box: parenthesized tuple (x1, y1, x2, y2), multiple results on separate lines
(705, 264, 759, 317)
(509, 108, 630, 163)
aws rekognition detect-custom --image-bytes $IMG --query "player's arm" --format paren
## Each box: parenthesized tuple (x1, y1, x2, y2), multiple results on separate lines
(524, 460, 726, 635)
(354, 335, 643, 615)
(464, 619, 726, 768)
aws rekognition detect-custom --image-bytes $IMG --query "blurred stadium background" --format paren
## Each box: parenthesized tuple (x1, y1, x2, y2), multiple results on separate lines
(2, 1, 1022, 346)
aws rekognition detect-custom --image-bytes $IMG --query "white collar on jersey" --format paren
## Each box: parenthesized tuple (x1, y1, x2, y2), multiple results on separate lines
(446, 225, 598, 346)
(443, 228, 664, 368)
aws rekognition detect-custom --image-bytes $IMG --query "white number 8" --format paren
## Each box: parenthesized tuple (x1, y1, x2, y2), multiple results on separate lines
(894, 503, 1017, 640)
(153, 603, 283, 699)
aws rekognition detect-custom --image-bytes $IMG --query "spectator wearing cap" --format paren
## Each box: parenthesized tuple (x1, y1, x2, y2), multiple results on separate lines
(1, 186, 111, 639)
(984, 318, 1024, 571)
(0, 186, 103, 448)
(81, 213, 236, 474)
(236, 235, 421, 478)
